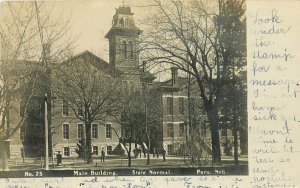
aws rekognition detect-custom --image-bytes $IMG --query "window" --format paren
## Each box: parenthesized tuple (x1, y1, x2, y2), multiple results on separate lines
(179, 97, 184, 115)
(124, 17, 129, 27)
(167, 97, 173, 115)
(106, 124, 112, 139)
(64, 147, 70, 156)
(129, 41, 134, 59)
(107, 146, 112, 155)
(77, 124, 83, 139)
(92, 124, 98, 139)
(93, 146, 98, 155)
(62, 124, 69, 139)
(179, 123, 185, 137)
(78, 101, 83, 116)
(122, 41, 127, 59)
(129, 81, 134, 93)
(120, 18, 124, 26)
(62, 100, 69, 116)
(124, 126, 130, 139)
(38, 104, 42, 117)
(167, 144, 174, 155)
(167, 123, 174, 138)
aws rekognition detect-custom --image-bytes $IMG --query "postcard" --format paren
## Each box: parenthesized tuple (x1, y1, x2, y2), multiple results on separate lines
(0, 0, 299, 187)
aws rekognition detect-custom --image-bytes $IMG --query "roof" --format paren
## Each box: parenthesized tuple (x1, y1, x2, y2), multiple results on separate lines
(116, 5, 134, 15)
(147, 77, 189, 92)
(62, 50, 123, 77)
(161, 77, 189, 87)
(140, 70, 157, 83)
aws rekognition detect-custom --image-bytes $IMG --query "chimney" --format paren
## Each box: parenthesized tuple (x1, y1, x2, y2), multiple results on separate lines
(171, 67, 178, 86)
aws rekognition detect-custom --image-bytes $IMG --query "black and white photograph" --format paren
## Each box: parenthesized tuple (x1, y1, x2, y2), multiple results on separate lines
(0, 0, 247, 177)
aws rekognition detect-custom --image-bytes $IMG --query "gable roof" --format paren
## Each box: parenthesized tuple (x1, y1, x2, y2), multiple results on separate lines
(62, 50, 123, 77)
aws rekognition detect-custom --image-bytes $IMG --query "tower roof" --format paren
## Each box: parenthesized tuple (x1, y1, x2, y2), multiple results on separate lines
(116, 5, 134, 15)
(105, 5, 142, 39)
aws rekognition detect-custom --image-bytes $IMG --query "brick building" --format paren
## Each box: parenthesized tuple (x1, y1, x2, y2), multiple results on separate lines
(5, 4, 240, 160)
(144, 67, 206, 156)
(47, 5, 144, 158)
(145, 67, 240, 156)
(7, 4, 145, 158)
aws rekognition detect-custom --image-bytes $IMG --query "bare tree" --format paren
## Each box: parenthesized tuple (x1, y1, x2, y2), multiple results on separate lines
(119, 95, 144, 167)
(118, 89, 161, 167)
(52, 52, 124, 164)
(141, 0, 246, 166)
(0, 1, 75, 170)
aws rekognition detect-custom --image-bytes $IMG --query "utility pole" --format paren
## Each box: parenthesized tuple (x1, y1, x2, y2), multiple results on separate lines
(44, 93, 49, 170)
(144, 82, 151, 165)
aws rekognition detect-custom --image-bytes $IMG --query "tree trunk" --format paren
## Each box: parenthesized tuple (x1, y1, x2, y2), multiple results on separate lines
(240, 128, 248, 155)
(85, 123, 93, 164)
(233, 123, 239, 165)
(0, 142, 9, 171)
(207, 108, 222, 166)
(127, 143, 132, 167)
(145, 127, 150, 165)
(147, 141, 150, 165)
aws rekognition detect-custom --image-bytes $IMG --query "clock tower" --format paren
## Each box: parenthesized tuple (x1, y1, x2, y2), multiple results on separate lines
(105, 5, 142, 73)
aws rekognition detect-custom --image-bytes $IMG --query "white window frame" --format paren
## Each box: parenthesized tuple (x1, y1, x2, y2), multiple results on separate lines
(179, 123, 185, 137)
(179, 97, 184, 115)
(62, 123, 69, 140)
(166, 97, 173, 115)
(91, 124, 98, 139)
(77, 101, 83, 117)
(62, 100, 69, 117)
(107, 145, 112, 155)
(167, 123, 174, 138)
(167, 144, 173, 155)
(106, 123, 112, 139)
(63, 147, 70, 157)
(77, 123, 84, 139)
(92, 146, 98, 155)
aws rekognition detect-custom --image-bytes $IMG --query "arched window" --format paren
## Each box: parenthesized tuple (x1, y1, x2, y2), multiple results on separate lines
(122, 41, 127, 59)
(124, 17, 129, 27)
(129, 41, 134, 59)
(119, 18, 124, 26)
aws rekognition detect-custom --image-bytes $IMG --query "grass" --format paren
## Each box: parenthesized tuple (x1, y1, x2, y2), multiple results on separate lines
(3, 155, 248, 170)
